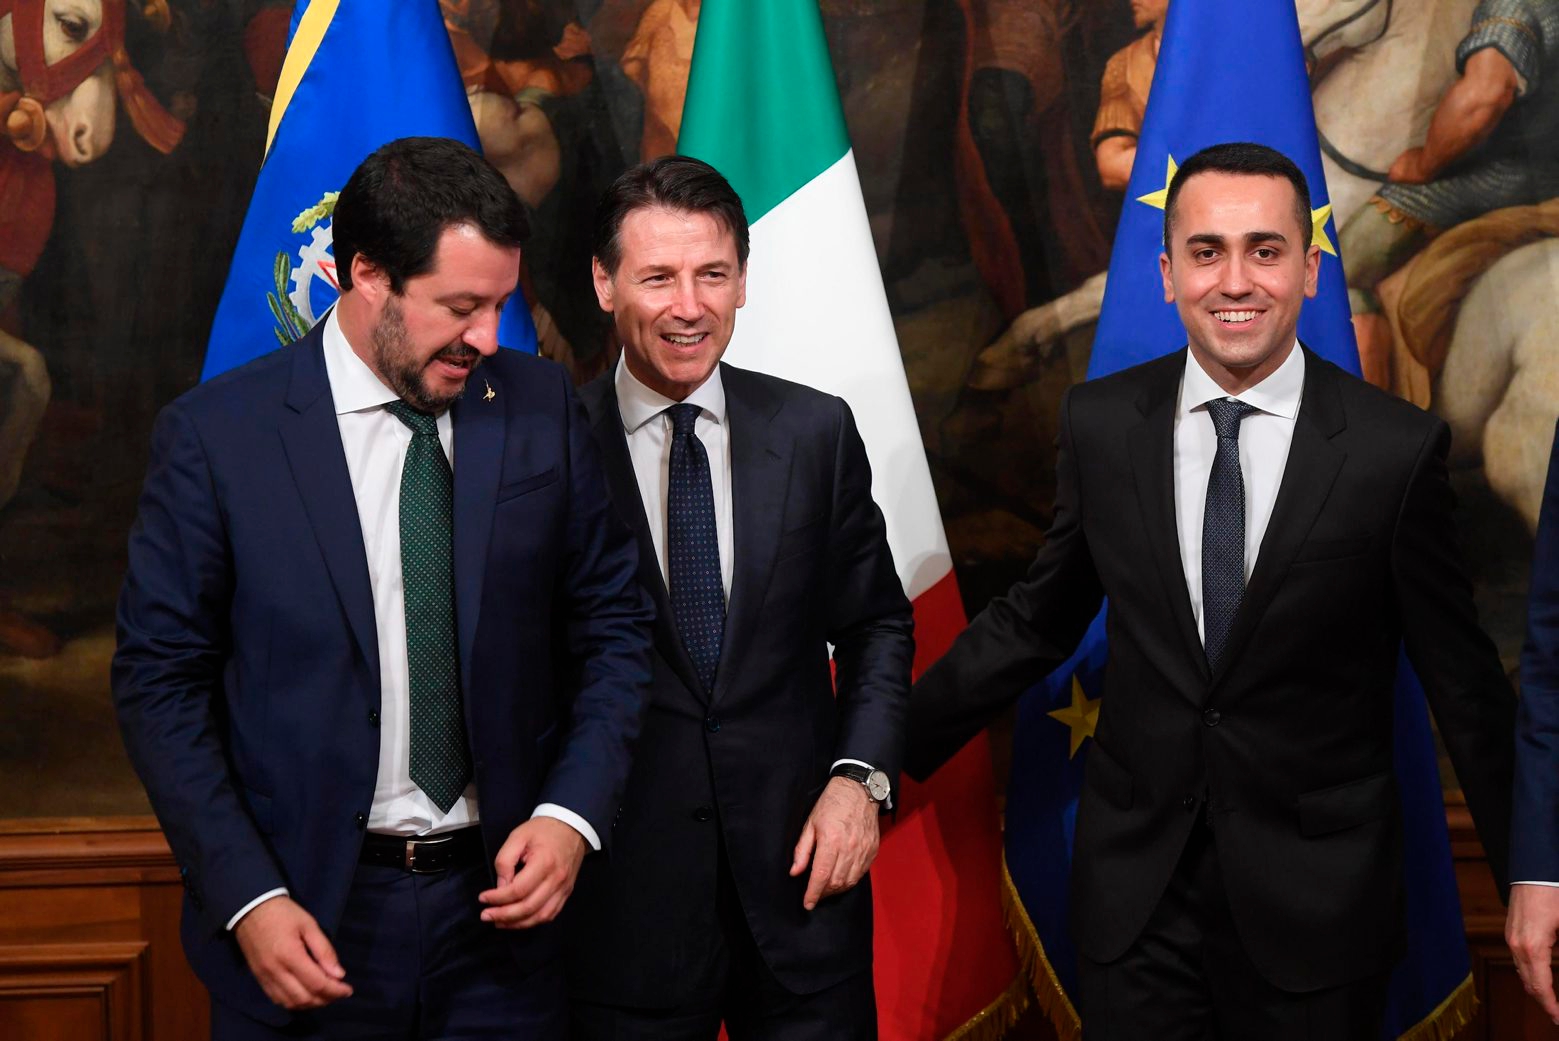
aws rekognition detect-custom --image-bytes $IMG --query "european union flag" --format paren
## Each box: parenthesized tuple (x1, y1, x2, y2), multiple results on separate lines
(202, 0, 535, 380)
(1005, 1, 1475, 1038)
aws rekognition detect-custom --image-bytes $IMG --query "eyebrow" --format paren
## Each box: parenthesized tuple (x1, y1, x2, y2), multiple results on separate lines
(1184, 231, 1290, 248)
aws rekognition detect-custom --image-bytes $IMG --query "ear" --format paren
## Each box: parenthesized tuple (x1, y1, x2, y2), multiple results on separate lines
(350, 253, 392, 305)
(591, 257, 615, 313)
(1160, 251, 1175, 303)
(735, 262, 748, 310)
(1303, 243, 1321, 299)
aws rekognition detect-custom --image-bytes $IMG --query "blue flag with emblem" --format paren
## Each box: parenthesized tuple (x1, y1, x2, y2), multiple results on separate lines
(1003, 1, 1476, 1038)
(201, 0, 536, 380)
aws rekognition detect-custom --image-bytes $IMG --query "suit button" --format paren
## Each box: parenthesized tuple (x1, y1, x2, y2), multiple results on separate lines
(1202, 708, 1221, 727)
(1182, 796, 1197, 812)
(367, 710, 380, 727)
(705, 715, 721, 733)
(692, 805, 713, 822)
(354, 812, 368, 829)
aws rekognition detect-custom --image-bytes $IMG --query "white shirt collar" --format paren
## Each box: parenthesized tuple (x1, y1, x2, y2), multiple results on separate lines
(614, 353, 727, 433)
(321, 308, 402, 416)
(1180, 339, 1305, 420)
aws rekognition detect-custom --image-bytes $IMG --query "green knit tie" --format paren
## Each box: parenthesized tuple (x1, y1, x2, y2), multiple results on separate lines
(385, 401, 470, 813)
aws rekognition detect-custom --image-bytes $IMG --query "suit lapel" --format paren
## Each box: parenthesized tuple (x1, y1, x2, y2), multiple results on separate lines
(279, 330, 381, 685)
(1128, 353, 1209, 689)
(714, 366, 791, 707)
(450, 373, 504, 695)
(1213, 349, 1347, 685)
(592, 380, 706, 699)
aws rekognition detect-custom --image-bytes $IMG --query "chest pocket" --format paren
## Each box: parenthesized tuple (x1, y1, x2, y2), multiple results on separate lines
(497, 467, 559, 504)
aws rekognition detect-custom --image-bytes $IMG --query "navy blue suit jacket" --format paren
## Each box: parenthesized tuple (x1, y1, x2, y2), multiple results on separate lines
(1516, 419, 1559, 884)
(112, 324, 654, 1025)
(564, 364, 914, 1006)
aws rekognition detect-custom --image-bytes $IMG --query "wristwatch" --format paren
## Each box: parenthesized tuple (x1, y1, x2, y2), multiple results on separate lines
(831, 762, 891, 805)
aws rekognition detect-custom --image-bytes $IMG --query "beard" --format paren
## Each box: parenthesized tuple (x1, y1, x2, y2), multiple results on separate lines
(370, 295, 481, 413)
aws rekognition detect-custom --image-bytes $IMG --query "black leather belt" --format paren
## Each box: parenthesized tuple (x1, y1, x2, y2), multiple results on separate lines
(360, 827, 484, 874)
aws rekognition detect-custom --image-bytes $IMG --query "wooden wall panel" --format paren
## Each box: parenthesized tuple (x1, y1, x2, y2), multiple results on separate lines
(0, 818, 207, 1041)
(1449, 799, 1559, 1041)
(0, 812, 1552, 1040)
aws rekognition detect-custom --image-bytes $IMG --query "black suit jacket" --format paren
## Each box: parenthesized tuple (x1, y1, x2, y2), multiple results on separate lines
(112, 326, 655, 1025)
(564, 362, 914, 1006)
(909, 348, 1514, 992)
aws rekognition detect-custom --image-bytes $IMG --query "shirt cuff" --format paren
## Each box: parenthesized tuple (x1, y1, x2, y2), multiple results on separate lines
(1513, 880, 1559, 887)
(226, 887, 289, 931)
(532, 804, 601, 851)
(831, 758, 893, 810)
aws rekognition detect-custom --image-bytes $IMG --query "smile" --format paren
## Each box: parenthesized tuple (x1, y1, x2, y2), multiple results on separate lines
(1214, 310, 1259, 324)
(663, 333, 707, 346)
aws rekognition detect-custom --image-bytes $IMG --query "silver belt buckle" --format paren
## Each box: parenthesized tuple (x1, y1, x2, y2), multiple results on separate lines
(404, 834, 453, 874)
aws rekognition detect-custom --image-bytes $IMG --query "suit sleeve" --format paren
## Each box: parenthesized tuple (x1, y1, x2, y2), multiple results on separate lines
(823, 399, 915, 787)
(906, 386, 1104, 780)
(1394, 417, 1516, 893)
(111, 404, 287, 933)
(1514, 418, 1559, 883)
(538, 371, 656, 847)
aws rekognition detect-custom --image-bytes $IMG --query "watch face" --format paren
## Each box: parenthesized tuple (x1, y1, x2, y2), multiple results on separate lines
(866, 770, 891, 802)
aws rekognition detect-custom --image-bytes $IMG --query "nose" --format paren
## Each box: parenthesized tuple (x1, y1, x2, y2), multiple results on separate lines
(1219, 255, 1252, 298)
(669, 277, 702, 322)
(464, 308, 502, 356)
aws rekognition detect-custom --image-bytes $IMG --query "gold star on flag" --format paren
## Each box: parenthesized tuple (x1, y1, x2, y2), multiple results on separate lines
(1311, 202, 1337, 256)
(1047, 679, 1101, 759)
(1136, 155, 1177, 210)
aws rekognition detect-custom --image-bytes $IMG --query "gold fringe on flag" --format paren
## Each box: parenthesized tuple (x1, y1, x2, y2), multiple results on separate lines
(1395, 973, 1479, 1041)
(1000, 852, 1082, 1041)
(999, 848, 1479, 1041)
(940, 971, 1030, 1041)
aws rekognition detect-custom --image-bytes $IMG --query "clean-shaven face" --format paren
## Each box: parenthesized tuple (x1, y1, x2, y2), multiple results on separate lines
(593, 206, 746, 401)
(1160, 171, 1319, 391)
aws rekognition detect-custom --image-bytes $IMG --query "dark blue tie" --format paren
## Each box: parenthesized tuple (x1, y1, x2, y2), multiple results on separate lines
(666, 403, 724, 695)
(1201, 399, 1256, 672)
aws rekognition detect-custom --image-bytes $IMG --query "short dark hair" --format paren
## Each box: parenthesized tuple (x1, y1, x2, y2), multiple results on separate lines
(592, 155, 750, 276)
(1163, 142, 1313, 255)
(333, 136, 529, 293)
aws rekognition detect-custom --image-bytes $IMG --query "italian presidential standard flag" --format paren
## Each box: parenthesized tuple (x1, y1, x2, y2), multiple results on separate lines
(679, 3, 1024, 1036)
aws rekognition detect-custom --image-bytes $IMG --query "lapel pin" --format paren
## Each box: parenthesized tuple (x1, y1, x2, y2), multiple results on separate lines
(483, 379, 495, 402)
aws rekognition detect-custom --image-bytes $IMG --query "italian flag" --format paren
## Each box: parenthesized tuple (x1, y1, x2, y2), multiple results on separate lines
(679, 3, 1024, 1036)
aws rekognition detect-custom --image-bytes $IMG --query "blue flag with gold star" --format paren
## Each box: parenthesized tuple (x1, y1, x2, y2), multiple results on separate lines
(1003, 1, 1475, 1038)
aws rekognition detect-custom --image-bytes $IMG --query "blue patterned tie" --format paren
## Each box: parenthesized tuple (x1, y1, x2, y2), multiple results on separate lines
(1201, 399, 1257, 672)
(384, 400, 470, 813)
(666, 403, 724, 696)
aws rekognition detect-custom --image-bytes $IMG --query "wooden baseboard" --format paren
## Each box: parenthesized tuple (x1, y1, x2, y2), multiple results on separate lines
(0, 817, 205, 1041)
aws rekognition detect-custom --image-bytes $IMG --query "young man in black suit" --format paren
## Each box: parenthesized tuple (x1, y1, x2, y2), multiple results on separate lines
(909, 142, 1515, 1040)
(560, 155, 913, 1039)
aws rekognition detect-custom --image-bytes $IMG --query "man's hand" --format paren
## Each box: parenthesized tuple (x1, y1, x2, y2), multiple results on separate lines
(1507, 884, 1559, 1025)
(790, 776, 881, 911)
(478, 816, 588, 929)
(1387, 146, 1433, 185)
(233, 896, 352, 1011)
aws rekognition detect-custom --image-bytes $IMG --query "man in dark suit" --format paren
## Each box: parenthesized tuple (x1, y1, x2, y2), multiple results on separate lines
(1509, 420, 1559, 1026)
(909, 142, 1515, 1039)
(561, 155, 914, 1038)
(113, 137, 654, 1039)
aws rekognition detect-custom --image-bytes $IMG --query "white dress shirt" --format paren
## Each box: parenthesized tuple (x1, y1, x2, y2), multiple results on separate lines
(1173, 343, 1304, 641)
(227, 313, 594, 929)
(614, 357, 880, 792)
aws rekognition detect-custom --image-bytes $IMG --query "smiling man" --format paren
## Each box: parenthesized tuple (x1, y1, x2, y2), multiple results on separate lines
(908, 142, 1515, 1039)
(114, 137, 654, 1039)
(561, 155, 913, 1039)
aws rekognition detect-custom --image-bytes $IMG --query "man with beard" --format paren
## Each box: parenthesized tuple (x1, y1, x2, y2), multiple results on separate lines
(113, 136, 654, 1039)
